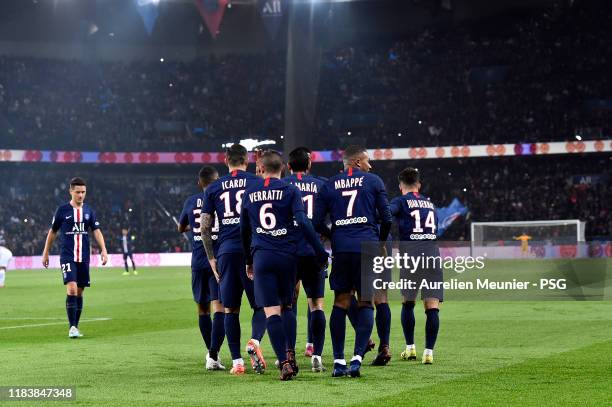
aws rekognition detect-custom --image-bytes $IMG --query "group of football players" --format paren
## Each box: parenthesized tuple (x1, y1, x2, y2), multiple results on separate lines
(40, 142, 442, 381)
(179, 144, 443, 381)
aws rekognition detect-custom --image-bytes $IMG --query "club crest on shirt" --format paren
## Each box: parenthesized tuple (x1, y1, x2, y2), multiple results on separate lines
(85, 213, 90, 221)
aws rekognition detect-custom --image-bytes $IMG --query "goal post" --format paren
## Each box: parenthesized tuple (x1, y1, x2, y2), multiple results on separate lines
(470, 219, 586, 257)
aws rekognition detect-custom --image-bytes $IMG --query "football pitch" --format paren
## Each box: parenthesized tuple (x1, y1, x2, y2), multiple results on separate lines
(1, 265, 611, 406)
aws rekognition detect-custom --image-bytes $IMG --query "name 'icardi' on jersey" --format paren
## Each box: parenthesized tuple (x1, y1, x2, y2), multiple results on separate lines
(202, 169, 259, 256)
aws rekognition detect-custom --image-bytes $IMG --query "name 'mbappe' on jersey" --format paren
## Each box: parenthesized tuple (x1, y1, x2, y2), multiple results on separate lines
(282, 173, 326, 257)
(316, 168, 391, 253)
(179, 192, 219, 268)
(51, 203, 100, 263)
(242, 178, 304, 255)
(203, 169, 259, 256)
(390, 191, 438, 240)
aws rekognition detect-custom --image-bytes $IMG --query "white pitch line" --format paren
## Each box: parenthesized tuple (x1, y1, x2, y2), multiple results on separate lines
(0, 317, 67, 320)
(0, 317, 112, 330)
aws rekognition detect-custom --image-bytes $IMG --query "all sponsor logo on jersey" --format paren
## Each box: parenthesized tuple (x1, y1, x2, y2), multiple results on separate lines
(72, 223, 86, 232)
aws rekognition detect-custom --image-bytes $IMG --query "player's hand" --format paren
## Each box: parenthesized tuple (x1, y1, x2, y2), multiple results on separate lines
(100, 251, 108, 266)
(246, 264, 254, 281)
(379, 244, 387, 257)
(316, 251, 329, 269)
(42, 253, 49, 268)
(210, 258, 220, 282)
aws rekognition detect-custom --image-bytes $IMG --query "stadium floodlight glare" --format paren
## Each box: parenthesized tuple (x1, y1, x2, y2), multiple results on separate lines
(576, 135, 582, 140)
(222, 138, 276, 151)
(160, 58, 164, 62)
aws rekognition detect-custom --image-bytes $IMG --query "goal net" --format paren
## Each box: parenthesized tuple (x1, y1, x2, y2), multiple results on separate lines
(470, 220, 586, 258)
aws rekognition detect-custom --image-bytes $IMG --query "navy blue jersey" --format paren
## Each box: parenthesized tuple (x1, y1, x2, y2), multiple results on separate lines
(179, 192, 219, 268)
(390, 191, 438, 241)
(282, 172, 327, 257)
(51, 203, 100, 263)
(119, 235, 134, 254)
(202, 170, 259, 257)
(316, 168, 391, 253)
(242, 177, 304, 255)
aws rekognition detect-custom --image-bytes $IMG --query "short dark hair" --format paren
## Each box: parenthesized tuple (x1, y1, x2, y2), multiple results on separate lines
(343, 145, 367, 162)
(260, 150, 284, 173)
(288, 147, 311, 172)
(198, 166, 218, 186)
(70, 177, 86, 189)
(398, 167, 420, 186)
(225, 144, 248, 167)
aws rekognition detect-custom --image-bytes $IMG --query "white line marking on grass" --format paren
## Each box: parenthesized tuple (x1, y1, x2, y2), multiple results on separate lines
(0, 318, 112, 330)
(0, 317, 67, 320)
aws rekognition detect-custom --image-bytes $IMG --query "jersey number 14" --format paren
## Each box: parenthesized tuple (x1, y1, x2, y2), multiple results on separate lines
(410, 209, 436, 234)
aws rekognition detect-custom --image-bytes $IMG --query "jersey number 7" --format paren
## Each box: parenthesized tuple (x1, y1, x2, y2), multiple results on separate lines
(341, 190, 358, 217)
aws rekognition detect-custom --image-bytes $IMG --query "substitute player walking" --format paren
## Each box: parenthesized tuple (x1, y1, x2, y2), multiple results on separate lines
(42, 177, 108, 338)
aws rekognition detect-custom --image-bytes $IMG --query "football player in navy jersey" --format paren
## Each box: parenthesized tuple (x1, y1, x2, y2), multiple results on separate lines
(390, 167, 442, 365)
(179, 166, 226, 371)
(283, 147, 329, 372)
(119, 228, 137, 276)
(41, 177, 108, 339)
(200, 144, 267, 376)
(241, 151, 328, 380)
(316, 145, 392, 378)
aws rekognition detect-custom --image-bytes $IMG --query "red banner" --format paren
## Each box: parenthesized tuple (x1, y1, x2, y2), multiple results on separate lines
(193, 0, 228, 38)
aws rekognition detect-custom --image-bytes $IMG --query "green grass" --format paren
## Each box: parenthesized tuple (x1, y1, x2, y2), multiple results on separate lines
(1, 266, 611, 406)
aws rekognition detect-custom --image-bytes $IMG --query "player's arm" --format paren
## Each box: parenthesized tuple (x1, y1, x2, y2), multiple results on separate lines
(293, 189, 328, 265)
(200, 190, 219, 277)
(239, 207, 253, 266)
(313, 184, 332, 238)
(93, 229, 109, 265)
(239, 204, 255, 280)
(177, 201, 190, 233)
(41, 229, 58, 268)
(200, 212, 218, 276)
(42, 208, 63, 268)
(389, 197, 401, 217)
(89, 211, 108, 265)
(375, 178, 393, 243)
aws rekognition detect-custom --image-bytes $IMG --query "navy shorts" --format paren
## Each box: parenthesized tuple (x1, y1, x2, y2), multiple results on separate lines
(330, 252, 374, 301)
(192, 265, 220, 305)
(399, 241, 444, 302)
(217, 253, 257, 309)
(296, 256, 326, 299)
(60, 259, 90, 288)
(253, 250, 297, 308)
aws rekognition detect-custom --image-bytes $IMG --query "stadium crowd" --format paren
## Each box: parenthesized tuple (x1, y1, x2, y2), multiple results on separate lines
(0, 1, 610, 152)
(1, 153, 609, 256)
